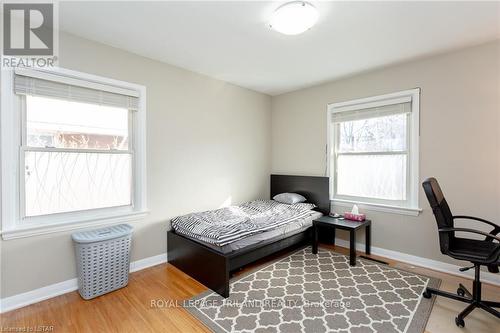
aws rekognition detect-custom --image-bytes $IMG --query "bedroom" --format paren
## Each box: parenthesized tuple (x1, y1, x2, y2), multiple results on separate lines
(0, 1, 499, 333)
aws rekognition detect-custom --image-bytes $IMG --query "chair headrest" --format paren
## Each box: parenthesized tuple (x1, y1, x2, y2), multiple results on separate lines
(422, 177, 445, 209)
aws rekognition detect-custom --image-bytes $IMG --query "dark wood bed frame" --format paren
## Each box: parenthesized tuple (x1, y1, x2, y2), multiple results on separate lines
(167, 174, 329, 298)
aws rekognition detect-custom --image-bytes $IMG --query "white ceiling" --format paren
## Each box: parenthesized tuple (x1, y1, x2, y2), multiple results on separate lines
(59, 1, 500, 95)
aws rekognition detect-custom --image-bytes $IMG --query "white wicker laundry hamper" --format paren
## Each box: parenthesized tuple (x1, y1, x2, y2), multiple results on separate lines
(72, 224, 133, 300)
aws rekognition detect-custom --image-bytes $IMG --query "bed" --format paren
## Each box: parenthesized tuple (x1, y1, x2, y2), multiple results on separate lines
(167, 174, 329, 298)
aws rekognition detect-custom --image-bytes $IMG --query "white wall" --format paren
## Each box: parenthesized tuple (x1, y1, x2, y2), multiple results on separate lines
(0, 32, 272, 298)
(272, 40, 500, 265)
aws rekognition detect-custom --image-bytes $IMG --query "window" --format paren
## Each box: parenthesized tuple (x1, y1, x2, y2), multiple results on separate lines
(24, 96, 132, 217)
(1, 68, 147, 239)
(327, 89, 420, 215)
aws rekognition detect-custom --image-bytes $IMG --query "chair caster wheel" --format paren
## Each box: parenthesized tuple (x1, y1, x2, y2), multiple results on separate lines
(455, 317, 465, 328)
(457, 287, 465, 297)
(422, 290, 432, 299)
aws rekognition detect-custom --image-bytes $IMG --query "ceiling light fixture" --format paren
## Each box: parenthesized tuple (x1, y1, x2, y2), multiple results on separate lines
(270, 2, 319, 35)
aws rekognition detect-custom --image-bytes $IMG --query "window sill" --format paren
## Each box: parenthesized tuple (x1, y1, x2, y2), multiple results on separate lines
(1, 210, 149, 240)
(331, 199, 422, 216)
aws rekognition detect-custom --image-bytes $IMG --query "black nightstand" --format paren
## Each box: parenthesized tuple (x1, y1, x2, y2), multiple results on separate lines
(312, 215, 371, 266)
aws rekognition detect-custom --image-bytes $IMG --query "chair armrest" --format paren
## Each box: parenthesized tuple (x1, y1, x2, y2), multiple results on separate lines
(453, 215, 500, 229)
(439, 227, 500, 242)
(452, 216, 500, 242)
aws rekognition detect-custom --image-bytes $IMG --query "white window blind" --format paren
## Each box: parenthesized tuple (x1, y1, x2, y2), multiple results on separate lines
(14, 69, 139, 111)
(331, 101, 411, 123)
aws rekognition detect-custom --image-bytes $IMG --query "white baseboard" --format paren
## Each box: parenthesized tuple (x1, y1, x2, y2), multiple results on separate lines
(0, 278, 79, 315)
(2, 242, 499, 314)
(0, 253, 168, 314)
(333, 237, 500, 286)
(129, 253, 168, 273)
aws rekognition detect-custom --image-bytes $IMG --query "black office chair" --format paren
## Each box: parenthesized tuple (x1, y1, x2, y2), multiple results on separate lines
(422, 178, 500, 327)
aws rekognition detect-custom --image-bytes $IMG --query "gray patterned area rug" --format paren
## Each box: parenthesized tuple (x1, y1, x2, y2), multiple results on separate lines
(185, 247, 440, 333)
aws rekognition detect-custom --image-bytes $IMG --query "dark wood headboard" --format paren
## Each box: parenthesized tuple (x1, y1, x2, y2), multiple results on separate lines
(270, 174, 330, 215)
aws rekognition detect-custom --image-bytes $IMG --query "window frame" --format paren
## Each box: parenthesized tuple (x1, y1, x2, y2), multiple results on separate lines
(327, 89, 421, 216)
(1, 68, 148, 239)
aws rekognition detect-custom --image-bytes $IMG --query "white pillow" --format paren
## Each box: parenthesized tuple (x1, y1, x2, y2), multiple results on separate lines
(273, 193, 307, 205)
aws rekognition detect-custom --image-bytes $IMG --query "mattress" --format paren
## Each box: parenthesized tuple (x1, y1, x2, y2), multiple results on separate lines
(171, 200, 317, 246)
(182, 210, 323, 254)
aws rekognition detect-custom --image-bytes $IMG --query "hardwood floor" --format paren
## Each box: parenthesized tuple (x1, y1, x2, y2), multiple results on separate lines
(1, 244, 499, 333)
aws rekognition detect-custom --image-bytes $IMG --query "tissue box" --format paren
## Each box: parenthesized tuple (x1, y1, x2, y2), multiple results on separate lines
(344, 212, 366, 222)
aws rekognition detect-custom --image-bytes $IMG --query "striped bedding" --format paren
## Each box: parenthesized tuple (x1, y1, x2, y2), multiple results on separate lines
(171, 200, 317, 246)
